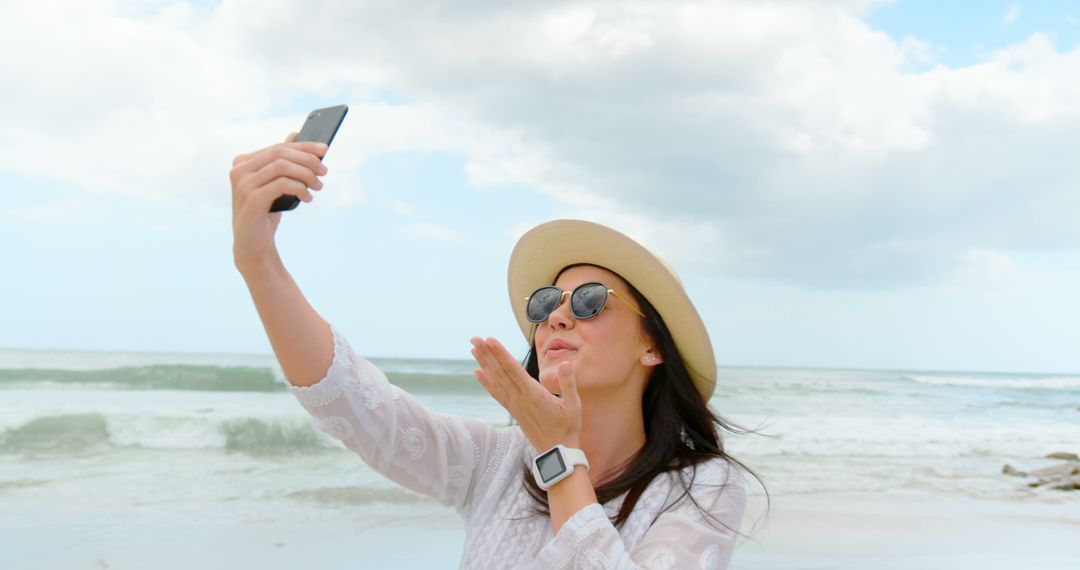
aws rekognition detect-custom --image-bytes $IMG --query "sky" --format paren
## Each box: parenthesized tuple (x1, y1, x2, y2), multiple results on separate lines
(1, 0, 1078, 374)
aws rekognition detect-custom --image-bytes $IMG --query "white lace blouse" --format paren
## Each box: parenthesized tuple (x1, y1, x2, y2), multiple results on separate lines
(284, 324, 746, 569)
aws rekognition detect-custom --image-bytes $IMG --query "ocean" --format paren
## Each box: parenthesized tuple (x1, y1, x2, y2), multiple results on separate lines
(2, 346, 1078, 569)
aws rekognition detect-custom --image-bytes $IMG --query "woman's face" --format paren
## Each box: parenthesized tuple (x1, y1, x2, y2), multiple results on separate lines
(532, 265, 659, 397)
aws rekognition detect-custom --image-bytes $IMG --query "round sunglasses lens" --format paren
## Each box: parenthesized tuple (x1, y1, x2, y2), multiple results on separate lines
(571, 283, 608, 319)
(527, 287, 562, 323)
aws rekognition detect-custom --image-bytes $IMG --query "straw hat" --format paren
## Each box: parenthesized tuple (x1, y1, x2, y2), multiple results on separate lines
(507, 219, 717, 400)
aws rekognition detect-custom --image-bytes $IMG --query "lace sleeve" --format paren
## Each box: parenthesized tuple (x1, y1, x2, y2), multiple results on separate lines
(282, 323, 504, 514)
(535, 460, 746, 569)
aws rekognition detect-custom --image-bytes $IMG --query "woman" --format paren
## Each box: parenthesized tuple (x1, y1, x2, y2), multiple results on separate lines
(231, 134, 752, 569)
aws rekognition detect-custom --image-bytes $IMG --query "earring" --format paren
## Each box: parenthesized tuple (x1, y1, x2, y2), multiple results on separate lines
(642, 354, 657, 364)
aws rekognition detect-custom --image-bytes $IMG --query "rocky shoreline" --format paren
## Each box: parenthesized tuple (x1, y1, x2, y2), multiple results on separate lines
(1003, 452, 1080, 491)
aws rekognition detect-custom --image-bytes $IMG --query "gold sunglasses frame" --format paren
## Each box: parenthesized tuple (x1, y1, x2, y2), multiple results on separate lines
(523, 282, 646, 323)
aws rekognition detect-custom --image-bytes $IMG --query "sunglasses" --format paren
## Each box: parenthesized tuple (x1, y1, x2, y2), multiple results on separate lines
(524, 282, 646, 324)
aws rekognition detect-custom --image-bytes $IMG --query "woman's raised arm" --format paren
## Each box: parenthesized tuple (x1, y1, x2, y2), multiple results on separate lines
(228, 134, 512, 516)
(230, 133, 331, 387)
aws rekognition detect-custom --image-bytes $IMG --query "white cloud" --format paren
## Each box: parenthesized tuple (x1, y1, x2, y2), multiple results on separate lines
(0, 1, 471, 222)
(260, 0, 1075, 291)
(944, 248, 1027, 297)
(899, 36, 935, 66)
(3, 0, 1079, 294)
(942, 249, 1080, 311)
(1003, 3, 1021, 25)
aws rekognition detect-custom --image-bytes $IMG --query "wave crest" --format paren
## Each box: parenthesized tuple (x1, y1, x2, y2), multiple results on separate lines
(0, 412, 338, 455)
(905, 375, 1080, 390)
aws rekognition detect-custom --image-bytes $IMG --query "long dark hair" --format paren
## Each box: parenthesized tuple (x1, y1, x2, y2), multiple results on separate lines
(517, 265, 767, 530)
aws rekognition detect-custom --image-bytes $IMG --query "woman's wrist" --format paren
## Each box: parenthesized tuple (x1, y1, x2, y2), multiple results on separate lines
(545, 437, 580, 450)
(234, 248, 283, 276)
(546, 466, 597, 535)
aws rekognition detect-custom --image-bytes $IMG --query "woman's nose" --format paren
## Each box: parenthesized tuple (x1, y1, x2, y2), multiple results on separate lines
(546, 293, 575, 330)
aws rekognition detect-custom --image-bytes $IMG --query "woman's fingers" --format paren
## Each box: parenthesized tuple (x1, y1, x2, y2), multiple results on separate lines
(473, 368, 507, 407)
(232, 137, 317, 168)
(232, 141, 327, 176)
(472, 352, 511, 408)
(470, 338, 522, 400)
(246, 156, 324, 195)
(557, 362, 581, 411)
(234, 144, 327, 180)
(471, 337, 582, 450)
(471, 337, 559, 417)
(231, 143, 329, 211)
(255, 177, 312, 205)
(229, 135, 329, 268)
(484, 337, 548, 401)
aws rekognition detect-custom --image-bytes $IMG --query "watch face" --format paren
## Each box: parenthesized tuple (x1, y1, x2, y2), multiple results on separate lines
(536, 447, 567, 483)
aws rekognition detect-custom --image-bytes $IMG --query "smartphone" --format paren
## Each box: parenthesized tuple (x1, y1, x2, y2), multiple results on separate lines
(269, 104, 349, 212)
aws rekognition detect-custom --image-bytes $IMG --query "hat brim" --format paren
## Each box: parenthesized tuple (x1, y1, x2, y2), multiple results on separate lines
(507, 219, 717, 400)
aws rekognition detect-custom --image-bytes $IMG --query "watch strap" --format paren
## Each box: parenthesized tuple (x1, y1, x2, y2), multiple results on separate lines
(559, 446, 589, 471)
(532, 444, 590, 490)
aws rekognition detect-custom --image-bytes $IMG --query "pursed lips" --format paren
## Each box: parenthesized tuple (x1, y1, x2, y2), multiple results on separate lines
(544, 339, 578, 358)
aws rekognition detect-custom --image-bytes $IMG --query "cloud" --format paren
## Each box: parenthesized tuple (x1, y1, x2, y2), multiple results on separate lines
(243, 0, 1078, 290)
(944, 248, 1027, 297)
(3, 0, 1078, 293)
(1003, 3, 1021, 25)
(898, 36, 935, 66)
(0, 1, 469, 221)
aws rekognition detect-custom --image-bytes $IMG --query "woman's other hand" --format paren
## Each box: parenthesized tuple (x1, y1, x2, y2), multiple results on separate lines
(230, 133, 328, 269)
(470, 337, 582, 452)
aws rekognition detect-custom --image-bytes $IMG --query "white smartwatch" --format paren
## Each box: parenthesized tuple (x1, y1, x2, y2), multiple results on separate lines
(532, 444, 589, 490)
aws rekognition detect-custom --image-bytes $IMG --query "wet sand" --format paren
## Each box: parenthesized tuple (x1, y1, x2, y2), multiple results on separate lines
(16, 491, 1080, 569)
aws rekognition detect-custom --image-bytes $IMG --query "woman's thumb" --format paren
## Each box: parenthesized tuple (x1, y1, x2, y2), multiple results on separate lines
(557, 362, 579, 407)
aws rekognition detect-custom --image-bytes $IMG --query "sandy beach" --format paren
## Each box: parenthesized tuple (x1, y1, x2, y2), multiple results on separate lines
(737, 491, 1080, 569)
(13, 490, 1079, 569)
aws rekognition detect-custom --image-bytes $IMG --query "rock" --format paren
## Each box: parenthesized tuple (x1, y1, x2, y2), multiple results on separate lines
(1004, 459, 1080, 492)
(1048, 476, 1080, 491)
(1027, 463, 1080, 491)
(1029, 462, 1080, 479)
(1045, 452, 1080, 462)
(1002, 463, 1028, 477)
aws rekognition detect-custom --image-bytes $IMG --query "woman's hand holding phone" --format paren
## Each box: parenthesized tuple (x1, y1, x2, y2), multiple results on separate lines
(229, 133, 328, 271)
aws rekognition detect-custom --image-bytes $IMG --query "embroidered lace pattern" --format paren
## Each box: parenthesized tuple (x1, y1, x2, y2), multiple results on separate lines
(283, 323, 746, 569)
